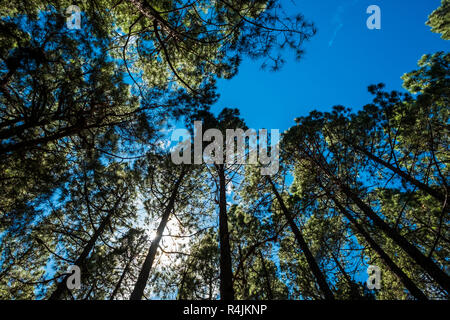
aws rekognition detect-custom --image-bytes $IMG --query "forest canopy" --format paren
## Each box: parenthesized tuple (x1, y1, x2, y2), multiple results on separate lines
(0, 0, 448, 301)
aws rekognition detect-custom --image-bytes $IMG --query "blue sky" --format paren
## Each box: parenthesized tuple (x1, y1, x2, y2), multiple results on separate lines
(212, 0, 449, 131)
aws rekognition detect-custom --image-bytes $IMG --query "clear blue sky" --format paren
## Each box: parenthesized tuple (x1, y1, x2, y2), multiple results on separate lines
(212, 0, 449, 131)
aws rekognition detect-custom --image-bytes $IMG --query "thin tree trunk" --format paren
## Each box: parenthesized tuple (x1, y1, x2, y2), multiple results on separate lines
(267, 177, 335, 300)
(127, 0, 179, 38)
(329, 194, 428, 300)
(238, 245, 249, 299)
(336, 181, 450, 294)
(307, 141, 449, 293)
(177, 260, 191, 300)
(258, 250, 274, 300)
(129, 169, 186, 300)
(353, 144, 445, 202)
(325, 243, 362, 300)
(217, 164, 234, 300)
(48, 194, 125, 300)
(110, 254, 134, 300)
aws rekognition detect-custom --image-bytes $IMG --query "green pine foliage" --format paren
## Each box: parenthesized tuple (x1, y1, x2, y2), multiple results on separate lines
(0, 0, 448, 300)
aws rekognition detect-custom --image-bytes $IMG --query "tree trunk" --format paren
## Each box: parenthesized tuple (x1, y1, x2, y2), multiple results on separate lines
(48, 194, 125, 300)
(129, 169, 186, 300)
(329, 194, 428, 300)
(259, 250, 274, 299)
(325, 243, 362, 300)
(110, 254, 134, 300)
(268, 177, 335, 300)
(335, 181, 450, 294)
(217, 164, 235, 300)
(353, 144, 445, 202)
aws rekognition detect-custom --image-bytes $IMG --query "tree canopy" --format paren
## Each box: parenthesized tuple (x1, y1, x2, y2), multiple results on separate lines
(0, 0, 448, 301)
